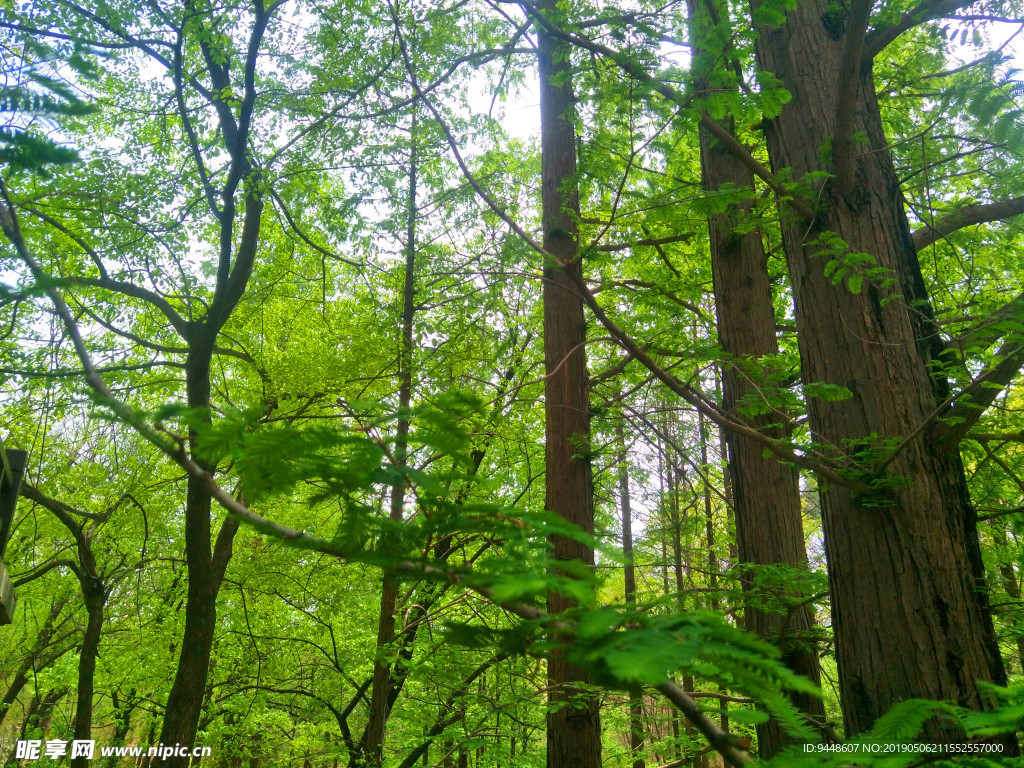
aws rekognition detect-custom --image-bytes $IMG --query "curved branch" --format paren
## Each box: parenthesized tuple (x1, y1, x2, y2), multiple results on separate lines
(12, 559, 79, 588)
(912, 195, 1024, 251)
(864, 0, 979, 60)
(269, 188, 360, 268)
(69, 277, 190, 339)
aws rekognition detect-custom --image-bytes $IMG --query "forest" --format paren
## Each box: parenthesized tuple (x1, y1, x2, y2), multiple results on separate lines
(1, 0, 1023, 766)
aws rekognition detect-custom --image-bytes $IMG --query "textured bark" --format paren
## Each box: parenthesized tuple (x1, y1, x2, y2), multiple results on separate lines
(538, 2, 601, 765)
(688, 0, 824, 754)
(750, 0, 1010, 741)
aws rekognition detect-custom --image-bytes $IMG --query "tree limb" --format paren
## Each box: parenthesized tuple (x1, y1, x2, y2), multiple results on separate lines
(864, 0, 980, 60)
(939, 339, 1024, 446)
(912, 195, 1024, 251)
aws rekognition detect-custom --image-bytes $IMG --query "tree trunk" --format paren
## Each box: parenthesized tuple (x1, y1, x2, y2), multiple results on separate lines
(538, 2, 601, 766)
(749, 0, 1009, 741)
(991, 524, 1024, 675)
(616, 419, 646, 768)
(360, 122, 417, 767)
(71, 577, 105, 768)
(687, 0, 825, 755)
(698, 410, 732, 736)
(107, 688, 138, 768)
(0, 598, 66, 729)
(159, 344, 239, 763)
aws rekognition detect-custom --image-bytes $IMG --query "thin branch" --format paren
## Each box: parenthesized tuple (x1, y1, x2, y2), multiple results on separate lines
(590, 233, 694, 252)
(269, 188, 360, 268)
(12, 559, 79, 588)
(69, 277, 191, 339)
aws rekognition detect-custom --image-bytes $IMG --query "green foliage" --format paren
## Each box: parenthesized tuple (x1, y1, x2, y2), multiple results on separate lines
(768, 686, 1024, 766)
(0, 34, 101, 171)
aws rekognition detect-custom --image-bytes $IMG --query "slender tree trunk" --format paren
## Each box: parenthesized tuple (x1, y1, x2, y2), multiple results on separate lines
(697, 411, 731, 736)
(107, 688, 138, 768)
(159, 343, 239, 761)
(616, 419, 646, 768)
(670, 473, 701, 767)
(0, 598, 65, 729)
(749, 0, 1010, 742)
(71, 578, 104, 768)
(991, 524, 1024, 675)
(360, 126, 418, 767)
(687, 0, 824, 755)
(538, 2, 601, 765)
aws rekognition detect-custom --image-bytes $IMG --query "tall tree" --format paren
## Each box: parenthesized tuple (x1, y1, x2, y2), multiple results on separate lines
(537, 1, 602, 765)
(747, 0, 1015, 741)
(687, 0, 824, 754)
(360, 112, 418, 768)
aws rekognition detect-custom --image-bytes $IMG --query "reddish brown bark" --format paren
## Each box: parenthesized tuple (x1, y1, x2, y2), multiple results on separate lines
(687, 0, 825, 755)
(749, 0, 1010, 742)
(538, 2, 601, 765)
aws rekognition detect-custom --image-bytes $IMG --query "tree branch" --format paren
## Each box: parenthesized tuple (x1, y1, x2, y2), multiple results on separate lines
(939, 339, 1024, 445)
(12, 558, 80, 588)
(912, 195, 1024, 251)
(70, 277, 190, 339)
(864, 0, 980, 60)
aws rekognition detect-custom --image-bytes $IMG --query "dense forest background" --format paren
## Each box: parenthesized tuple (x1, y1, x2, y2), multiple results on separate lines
(1, 0, 1024, 766)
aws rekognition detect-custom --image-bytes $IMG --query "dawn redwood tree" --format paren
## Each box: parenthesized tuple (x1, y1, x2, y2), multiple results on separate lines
(687, 0, 824, 755)
(537, 1, 602, 765)
(747, 0, 1018, 741)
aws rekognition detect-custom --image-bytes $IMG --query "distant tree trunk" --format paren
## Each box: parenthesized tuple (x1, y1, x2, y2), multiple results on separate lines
(687, 0, 825, 755)
(991, 524, 1024, 675)
(360, 122, 418, 768)
(11, 685, 66, 760)
(0, 598, 66, 729)
(749, 0, 1011, 742)
(538, 2, 601, 766)
(107, 688, 138, 768)
(616, 418, 646, 768)
(139, 719, 159, 768)
(697, 410, 731, 735)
